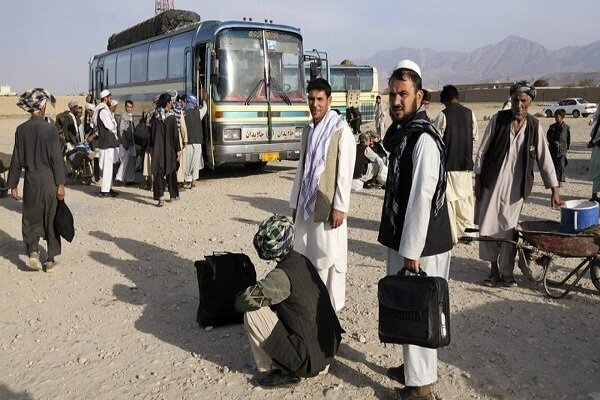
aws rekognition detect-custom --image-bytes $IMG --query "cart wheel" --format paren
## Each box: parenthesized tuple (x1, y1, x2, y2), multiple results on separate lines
(542, 258, 571, 299)
(590, 259, 600, 294)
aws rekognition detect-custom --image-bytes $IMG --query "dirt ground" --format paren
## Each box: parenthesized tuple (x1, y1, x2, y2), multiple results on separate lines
(0, 99, 599, 400)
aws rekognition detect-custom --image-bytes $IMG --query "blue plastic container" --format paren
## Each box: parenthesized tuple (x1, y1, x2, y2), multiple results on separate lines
(560, 200, 599, 234)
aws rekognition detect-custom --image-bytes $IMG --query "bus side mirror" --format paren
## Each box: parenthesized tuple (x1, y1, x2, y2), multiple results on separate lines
(309, 61, 321, 80)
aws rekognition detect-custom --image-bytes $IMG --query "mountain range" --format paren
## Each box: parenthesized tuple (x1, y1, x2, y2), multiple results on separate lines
(357, 35, 600, 90)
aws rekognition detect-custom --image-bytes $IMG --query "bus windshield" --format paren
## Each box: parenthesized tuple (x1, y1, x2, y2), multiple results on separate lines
(215, 29, 305, 103)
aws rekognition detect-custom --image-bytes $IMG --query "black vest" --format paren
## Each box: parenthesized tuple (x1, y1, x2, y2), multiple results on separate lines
(96, 108, 119, 150)
(353, 143, 369, 178)
(262, 251, 343, 377)
(184, 107, 205, 144)
(442, 103, 474, 171)
(377, 132, 453, 256)
(480, 110, 539, 199)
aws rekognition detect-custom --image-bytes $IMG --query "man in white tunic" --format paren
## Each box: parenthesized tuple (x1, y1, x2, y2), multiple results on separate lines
(379, 60, 453, 400)
(289, 78, 356, 312)
(92, 90, 119, 197)
(433, 85, 479, 244)
(475, 82, 562, 287)
(375, 95, 386, 137)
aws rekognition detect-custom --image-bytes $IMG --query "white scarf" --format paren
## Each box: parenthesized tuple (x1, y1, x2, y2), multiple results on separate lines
(300, 110, 347, 220)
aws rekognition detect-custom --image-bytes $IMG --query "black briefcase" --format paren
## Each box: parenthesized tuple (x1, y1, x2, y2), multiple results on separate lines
(378, 268, 450, 349)
(194, 252, 257, 328)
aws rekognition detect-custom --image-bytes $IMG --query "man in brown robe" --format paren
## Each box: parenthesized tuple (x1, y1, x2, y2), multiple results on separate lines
(8, 88, 65, 272)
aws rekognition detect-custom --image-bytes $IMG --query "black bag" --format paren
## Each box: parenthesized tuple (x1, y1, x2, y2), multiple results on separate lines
(54, 199, 75, 243)
(194, 252, 257, 327)
(378, 268, 450, 349)
(133, 116, 150, 148)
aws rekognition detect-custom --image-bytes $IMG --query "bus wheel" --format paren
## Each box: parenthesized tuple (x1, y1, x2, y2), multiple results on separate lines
(244, 161, 268, 171)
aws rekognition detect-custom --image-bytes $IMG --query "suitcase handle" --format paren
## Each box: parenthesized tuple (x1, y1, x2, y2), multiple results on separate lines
(398, 267, 428, 277)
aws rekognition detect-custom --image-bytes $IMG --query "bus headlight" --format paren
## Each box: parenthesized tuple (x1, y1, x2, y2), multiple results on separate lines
(294, 127, 303, 138)
(223, 128, 241, 140)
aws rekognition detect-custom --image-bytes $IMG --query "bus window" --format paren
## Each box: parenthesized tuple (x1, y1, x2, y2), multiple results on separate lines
(267, 37, 305, 102)
(330, 68, 345, 91)
(148, 38, 169, 81)
(131, 45, 148, 83)
(216, 30, 264, 102)
(116, 49, 131, 85)
(345, 70, 359, 90)
(358, 68, 373, 91)
(104, 54, 117, 87)
(169, 33, 193, 79)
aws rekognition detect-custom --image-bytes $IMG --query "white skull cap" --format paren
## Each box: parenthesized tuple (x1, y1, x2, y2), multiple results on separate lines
(395, 59, 421, 78)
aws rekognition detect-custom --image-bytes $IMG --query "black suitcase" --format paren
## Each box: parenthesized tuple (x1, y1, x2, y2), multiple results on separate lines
(378, 268, 450, 349)
(194, 252, 257, 328)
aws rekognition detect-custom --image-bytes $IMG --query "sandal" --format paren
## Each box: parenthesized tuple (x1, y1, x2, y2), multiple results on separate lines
(483, 274, 500, 287)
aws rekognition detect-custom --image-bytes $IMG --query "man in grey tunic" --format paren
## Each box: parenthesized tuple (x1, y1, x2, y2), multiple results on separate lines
(8, 88, 66, 272)
(475, 82, 562, 287)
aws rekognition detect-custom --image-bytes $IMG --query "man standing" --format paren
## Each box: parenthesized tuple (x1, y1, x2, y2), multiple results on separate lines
(475, 81, 561, 287)
(183, 94, 208, 189)
(115, 100, 137, 185)
(378, 60, 452, 400)
(150, 92, 181, 206)
(8, 88, 65, 272)
(289, 78, 355, 312)
(375, 95, 386, 137)
(546, 110, 570, 186)
(433, 85, 479, 244)
(92, 90, 119, 197)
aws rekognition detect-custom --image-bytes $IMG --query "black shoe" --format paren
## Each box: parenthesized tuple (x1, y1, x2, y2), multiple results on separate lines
(113, 180, 123, 187)
(387, 364, 405, 385)
(256, 369, 300, 388)
(109, 190, 119, 197)
(98, 191, 110, 198)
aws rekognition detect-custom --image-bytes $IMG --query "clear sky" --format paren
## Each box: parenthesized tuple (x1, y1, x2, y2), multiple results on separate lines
(1, 0, 598, 94)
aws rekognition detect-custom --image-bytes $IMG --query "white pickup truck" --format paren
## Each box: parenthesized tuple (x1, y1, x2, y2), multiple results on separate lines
(542, 98, 598, 118)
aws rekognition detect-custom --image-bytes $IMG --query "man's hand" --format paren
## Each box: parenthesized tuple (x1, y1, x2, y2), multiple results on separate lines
(10, 187, 21, 201)
(404, 257, 421, 273)
(330, 209, 345, 229)
(57, 185, 65, 201)
(474, 174, 482, 201)
(551, 187, 564, 209)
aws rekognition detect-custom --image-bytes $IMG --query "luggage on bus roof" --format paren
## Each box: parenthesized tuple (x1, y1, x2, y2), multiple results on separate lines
(107, 10, 201, 51)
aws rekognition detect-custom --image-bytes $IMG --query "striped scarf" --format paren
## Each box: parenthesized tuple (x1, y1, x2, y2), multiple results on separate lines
(300, 110, 347, 220)
(383, 106, 446, 232)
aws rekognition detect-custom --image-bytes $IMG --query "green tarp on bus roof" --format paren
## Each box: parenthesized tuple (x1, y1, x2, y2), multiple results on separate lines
(107, 10, 200, 51)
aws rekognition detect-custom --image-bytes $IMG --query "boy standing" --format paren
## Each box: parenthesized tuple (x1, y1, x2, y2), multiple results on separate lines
(547, 110, 571, 185)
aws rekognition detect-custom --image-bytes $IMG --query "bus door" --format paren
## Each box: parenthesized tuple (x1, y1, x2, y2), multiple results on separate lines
(94, 66, 104, 101)
(199, 43, 215, 169)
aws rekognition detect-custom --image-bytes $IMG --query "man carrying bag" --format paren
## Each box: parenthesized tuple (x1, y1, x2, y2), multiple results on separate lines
(377, 60, 453, 400)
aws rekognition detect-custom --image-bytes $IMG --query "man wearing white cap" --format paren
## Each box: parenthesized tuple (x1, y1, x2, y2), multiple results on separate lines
(92, 90, 119, 197)
(378, 60, 452, 400)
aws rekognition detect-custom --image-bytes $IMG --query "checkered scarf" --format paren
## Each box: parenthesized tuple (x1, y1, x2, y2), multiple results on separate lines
(253, 215, 295, 262)
(383, 106, 446, 232)
(17, 88, 56, 113)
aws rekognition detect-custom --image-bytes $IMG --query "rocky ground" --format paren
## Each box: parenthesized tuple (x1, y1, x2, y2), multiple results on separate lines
(0, 101, 599, 400)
